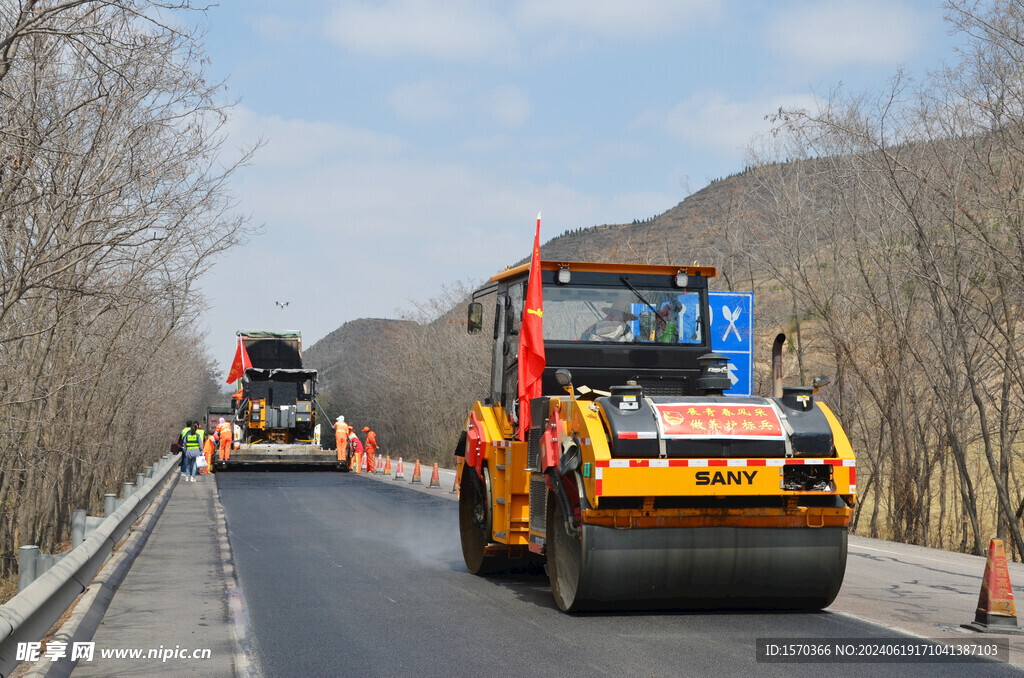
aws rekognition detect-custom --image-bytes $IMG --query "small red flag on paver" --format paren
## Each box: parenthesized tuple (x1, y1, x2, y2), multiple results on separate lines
(225, 337, 252, 384)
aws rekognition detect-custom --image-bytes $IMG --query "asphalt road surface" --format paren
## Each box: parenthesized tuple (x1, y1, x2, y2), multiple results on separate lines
(217, 472, 1022, 677)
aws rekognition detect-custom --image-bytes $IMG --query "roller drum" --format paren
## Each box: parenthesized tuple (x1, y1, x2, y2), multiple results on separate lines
(550, 519, 848, 611)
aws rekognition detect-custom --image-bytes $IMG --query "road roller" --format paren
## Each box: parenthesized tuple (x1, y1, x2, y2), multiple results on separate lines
(455, 261, 856, 611)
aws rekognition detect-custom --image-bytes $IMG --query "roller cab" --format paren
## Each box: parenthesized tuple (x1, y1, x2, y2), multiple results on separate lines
(456, 261, 856, 611)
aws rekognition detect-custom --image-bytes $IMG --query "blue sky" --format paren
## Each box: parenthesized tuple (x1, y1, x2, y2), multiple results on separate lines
(197, 0, 959, 372)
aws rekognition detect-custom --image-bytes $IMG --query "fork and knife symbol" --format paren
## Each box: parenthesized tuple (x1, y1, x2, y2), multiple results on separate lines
(722, 306, 742, 342)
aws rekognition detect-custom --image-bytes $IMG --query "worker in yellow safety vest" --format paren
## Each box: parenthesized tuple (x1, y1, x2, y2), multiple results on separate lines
(334, 416, 351, 467)
(182, 423, 202, 482)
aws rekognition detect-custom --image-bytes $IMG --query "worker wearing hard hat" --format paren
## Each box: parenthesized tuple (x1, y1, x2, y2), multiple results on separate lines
(363, 426, 378, 473)
(348, 431, 364, 474)
(216, 417, 232, 465)
(334, 416, 351, 468)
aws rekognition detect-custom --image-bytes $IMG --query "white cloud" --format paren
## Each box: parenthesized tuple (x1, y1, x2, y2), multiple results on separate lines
(766, 1, 932, 69)
(322, 0, 722, 63)
(324, 0, 515, 61)
(461, 135, 513, 154)
(480, 85, 532, 128)
(225, 107, 404, 168)
(517, 0, 721, 39)
(564, 140, 648, 177)
(203, 153, 674, 348)
(636, 91, 818, 155)
(248, 14, 313, 42)
(235, 159, 628, 240)
(388, 81, 531, 128)
(388, 79, 462, 122)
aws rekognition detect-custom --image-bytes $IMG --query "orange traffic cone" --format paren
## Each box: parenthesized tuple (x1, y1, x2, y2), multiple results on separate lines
(376, 454, 384, 474)
(411, 459, 423, 484)
(963, 539, 1024, 634)
(361, 452, 368, 473)
(450, 471, 458, 495)
(393, 457, 404, 480)
(428, 463, 441, 489)
(383, 456, 392, 475)
(353, 450, 361, 475)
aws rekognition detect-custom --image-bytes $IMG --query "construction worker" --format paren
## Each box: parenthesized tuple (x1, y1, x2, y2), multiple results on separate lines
(202, 429, 218, 474)
(182, 423, 202, 482)
(179, 421, 192, 476)
(363, 426, 377, 473)
(216, 417, 232, 464)
(334, 415, 350, 467)
(348, 431, 364, 474)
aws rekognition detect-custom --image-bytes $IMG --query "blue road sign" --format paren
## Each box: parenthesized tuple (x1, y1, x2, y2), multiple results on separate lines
(709, 292, 754, 396)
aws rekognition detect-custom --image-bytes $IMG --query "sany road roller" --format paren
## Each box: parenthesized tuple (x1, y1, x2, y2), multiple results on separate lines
(455, 261, 856, 611)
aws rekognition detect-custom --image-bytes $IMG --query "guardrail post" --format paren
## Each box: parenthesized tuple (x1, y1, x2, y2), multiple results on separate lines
(136, 472, 146, 488)
(145, 465, 154, 478)
(104, 493, 117, 517)
(18, 545, 38, 591)
(36, 554, 54, 577)
(123, 482, 134, 499)
(85, 516, 103, 541)
(72, 509, 86, 548)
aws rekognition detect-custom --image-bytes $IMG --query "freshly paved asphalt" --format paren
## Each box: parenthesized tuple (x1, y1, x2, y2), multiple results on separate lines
(218, 471, 1023, 677)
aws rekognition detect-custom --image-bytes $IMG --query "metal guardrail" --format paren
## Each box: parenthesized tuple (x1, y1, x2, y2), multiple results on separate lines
(0, 454, 178, 676)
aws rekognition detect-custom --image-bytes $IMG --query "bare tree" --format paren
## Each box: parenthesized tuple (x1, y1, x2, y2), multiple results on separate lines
(0, 0, 254, 571)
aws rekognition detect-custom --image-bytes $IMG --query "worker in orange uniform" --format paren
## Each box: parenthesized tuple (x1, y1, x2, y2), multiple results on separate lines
(202, 429, 218, 474)
(216, 417, 232, 465)
(334, 415, 351, 468)
(362, 426, 378, 473)
(348, 431, 364, 474)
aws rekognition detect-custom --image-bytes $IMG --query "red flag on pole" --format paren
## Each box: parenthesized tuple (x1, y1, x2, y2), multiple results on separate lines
(518, 212, 546, 442)
(225, 337, 252, 384)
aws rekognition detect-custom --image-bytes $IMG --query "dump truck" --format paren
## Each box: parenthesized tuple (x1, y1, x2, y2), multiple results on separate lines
(455, 261, 856, 611)
(205, 404, 234, 437)
(217, 330, 343, 470)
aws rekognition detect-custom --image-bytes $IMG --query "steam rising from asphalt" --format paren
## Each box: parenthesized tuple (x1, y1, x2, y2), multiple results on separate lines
(347, 486, 463, 571)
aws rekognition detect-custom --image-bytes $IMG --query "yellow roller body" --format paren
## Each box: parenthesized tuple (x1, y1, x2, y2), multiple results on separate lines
(458, 394, 855, 611)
